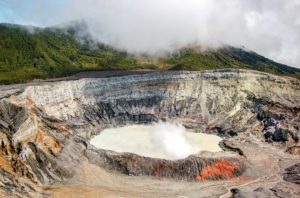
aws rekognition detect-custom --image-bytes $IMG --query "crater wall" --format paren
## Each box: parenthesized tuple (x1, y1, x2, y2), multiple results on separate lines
(0, 69, 299, 197)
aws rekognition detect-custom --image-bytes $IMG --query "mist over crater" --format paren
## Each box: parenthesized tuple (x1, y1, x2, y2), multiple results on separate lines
(0, 0, 299, 196)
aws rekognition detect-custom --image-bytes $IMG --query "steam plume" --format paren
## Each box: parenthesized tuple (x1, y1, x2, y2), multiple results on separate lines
(150, 121, 201, 159)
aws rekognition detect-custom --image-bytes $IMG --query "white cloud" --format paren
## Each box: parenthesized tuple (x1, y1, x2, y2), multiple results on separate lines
(2, 0, 300, 68)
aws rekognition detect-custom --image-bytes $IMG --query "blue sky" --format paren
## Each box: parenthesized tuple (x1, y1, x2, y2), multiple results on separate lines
(0, 0, 65, 26)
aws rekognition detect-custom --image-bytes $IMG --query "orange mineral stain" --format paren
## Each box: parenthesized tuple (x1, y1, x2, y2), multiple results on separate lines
(36, 130, 62, 154)
(197, 160, 239, 181)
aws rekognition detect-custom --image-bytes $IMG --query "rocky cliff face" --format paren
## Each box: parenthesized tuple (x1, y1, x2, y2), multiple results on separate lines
(0, 69, 299, 197)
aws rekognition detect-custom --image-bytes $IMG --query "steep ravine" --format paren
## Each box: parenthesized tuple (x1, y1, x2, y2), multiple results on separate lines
(0, 69, 299, 197)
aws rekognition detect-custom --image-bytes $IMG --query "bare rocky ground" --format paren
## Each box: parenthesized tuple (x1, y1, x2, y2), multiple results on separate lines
(0, 69, 299, 197)
(42, 135, 300, 198)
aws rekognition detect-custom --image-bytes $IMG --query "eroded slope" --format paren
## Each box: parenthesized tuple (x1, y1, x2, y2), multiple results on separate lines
(0, 69, 299, 197)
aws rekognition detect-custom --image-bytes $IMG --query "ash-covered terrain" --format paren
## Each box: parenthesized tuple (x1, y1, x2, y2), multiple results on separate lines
(0, 69, 299, 197)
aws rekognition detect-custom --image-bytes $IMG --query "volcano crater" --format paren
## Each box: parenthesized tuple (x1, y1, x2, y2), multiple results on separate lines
(0, 69, 299, 197)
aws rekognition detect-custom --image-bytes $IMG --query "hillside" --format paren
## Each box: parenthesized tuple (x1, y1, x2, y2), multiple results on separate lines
(0, 23, 300, 84)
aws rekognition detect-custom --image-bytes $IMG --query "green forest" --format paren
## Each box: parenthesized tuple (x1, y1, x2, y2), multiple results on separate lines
(0, 23, 299, 84)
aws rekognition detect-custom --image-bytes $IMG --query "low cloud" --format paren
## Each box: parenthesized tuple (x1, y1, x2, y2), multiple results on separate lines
(1, 0, 300, 67)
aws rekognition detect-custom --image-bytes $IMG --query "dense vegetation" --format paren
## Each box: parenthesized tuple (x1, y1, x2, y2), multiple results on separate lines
(166, 47, 300, 77)
(0, 23, 299, 84)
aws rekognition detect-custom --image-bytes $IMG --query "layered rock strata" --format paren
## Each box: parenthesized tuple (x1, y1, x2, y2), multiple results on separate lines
(0, 69, 299, 197)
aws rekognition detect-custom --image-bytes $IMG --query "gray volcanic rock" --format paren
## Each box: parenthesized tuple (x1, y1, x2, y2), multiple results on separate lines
(283, 163, 300, 184)
(86, 147, 245, 181)
(0, 100, 28, 134)
(18, 69, 300, 142)
(0, 69, 299, 197)
(231, 187, 271, 198)
(230, 187, 294, 198)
